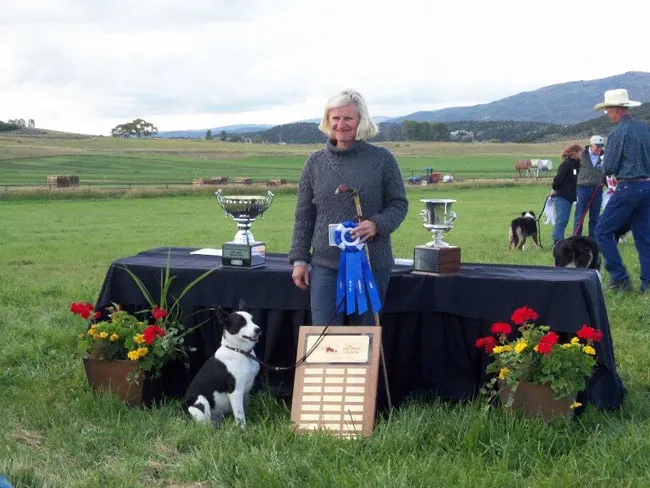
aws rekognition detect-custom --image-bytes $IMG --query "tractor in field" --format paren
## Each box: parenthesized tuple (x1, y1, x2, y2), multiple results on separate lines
(407, 167, 442, 185)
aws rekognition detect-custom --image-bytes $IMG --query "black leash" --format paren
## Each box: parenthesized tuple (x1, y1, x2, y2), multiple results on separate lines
(222, 296, 346, 372)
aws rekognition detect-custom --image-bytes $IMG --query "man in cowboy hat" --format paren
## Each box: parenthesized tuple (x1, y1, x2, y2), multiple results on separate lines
(593, 89, 650, 292)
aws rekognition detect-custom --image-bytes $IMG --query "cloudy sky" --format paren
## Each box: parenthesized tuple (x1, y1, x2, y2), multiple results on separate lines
(3, 0, 650, 135)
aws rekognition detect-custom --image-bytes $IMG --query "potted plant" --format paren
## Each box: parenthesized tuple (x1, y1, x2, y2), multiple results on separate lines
(475, 306, 602, 419)
(72, 257, 215, 406)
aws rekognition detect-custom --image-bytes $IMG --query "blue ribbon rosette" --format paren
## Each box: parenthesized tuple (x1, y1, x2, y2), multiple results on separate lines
(333, 221, 382, 316)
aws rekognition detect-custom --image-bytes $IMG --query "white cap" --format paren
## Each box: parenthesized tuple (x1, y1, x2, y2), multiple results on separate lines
(589, 135, 605, 147)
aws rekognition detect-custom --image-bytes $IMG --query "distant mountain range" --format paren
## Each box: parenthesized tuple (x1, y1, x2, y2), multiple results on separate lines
(391, 71, 650, 125)
(155, 71, 650, 139)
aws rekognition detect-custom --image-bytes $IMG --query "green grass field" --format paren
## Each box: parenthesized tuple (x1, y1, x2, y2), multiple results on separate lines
(0, 137, 568, 186)
(1, 184, 649, 487)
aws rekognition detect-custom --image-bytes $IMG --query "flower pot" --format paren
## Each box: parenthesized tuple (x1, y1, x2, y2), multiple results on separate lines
(499, 381, 575, 420)
(83, 357, 145, 406)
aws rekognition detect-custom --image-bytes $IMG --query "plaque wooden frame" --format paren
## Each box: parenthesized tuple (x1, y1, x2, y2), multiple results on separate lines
(291, 326, 381, 438)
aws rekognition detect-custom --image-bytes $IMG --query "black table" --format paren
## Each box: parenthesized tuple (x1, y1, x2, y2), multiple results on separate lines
(95, 247, 625, 410)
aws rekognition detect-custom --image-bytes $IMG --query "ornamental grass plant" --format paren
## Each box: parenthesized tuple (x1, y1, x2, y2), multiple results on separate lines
(476, 306, 603, 409)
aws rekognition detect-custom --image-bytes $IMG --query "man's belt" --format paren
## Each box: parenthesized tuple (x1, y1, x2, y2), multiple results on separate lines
(617, 177, 650, 182)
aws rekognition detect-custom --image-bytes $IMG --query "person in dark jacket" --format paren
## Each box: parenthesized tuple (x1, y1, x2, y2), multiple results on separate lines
(573, 135, 605, 238)
(549, 143, 582, 244)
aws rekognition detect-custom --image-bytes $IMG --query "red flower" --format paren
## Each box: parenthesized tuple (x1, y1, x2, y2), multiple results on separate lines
(491, 322, 512, 335)
(143, 325, 166, 345)
(511, 306, 539, 326)
(475, 336, 496, 353)
(70, 301, 94, 319)
(152, 306, 168, 321)
(539, 332, 559, 345)
(537, 341, 553, 355)
(576, 325, 602, 342)
(592, 329, 603, 343)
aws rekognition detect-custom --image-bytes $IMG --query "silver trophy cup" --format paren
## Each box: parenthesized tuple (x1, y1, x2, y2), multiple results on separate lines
(215, 189, 274, 267)
(419, 199, 457, 248)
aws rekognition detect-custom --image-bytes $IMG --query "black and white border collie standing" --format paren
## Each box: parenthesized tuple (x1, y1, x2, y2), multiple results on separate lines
(183, 301, 261, 430)
(508, 211, 540, 250)
(553, 236, 601, 276)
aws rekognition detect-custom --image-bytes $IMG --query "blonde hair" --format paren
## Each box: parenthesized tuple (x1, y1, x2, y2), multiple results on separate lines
(318, 89, 379, 140)
(561, 143, 583, 160)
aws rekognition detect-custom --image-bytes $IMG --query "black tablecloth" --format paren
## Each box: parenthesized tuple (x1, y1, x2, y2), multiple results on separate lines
(95, 247, 625, 410)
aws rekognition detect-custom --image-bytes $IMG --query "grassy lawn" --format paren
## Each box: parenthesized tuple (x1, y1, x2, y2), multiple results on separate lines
(1, 184, 649, 487)
(0, 137, 569, 186)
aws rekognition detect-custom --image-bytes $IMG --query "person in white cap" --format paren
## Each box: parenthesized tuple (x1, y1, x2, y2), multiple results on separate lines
(593, 89, 650, 292)
(573, 135, 606, 238)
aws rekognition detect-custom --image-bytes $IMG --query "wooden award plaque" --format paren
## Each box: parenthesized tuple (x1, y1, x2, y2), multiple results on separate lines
(291, 326, 381, 438)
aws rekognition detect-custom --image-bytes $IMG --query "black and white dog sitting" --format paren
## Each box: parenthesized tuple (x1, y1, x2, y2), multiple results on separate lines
(183, 301, 261, 430)
(553, 235, 601, 272)
(508, 211, 540, 250)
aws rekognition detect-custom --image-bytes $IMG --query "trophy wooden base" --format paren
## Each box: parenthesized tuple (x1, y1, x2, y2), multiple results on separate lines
(221, 242, 266, 268)
(412, 245, 461, 274)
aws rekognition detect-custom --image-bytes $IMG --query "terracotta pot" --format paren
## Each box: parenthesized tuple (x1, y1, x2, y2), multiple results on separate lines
(83, 357, 145, 406)
(499, 381, 575, 420)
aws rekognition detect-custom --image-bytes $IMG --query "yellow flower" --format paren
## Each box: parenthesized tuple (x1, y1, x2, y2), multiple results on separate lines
(134, 334, 146, 344)
(137, 347, 149, 358)
(533, 345, 539, 352)
(514, 340, 528, 354)
(109, 333, 119, 342)
(571, 337, 580, 345)
(570, 401, 582, 409)
(78, 333, 85, 339)
(583, 345, 596, 356)
(561, 343, 571, 349)
(127, 350, 140, 361)
(502, 345, 513, 352)
(498, 367, 509, 380)
(98, 332, 108, 339)
(88, 325, 98, 337)
(493, 346, 505, 354)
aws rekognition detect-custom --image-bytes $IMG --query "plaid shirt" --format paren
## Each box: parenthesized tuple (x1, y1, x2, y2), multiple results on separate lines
(603, 115, 650, 179)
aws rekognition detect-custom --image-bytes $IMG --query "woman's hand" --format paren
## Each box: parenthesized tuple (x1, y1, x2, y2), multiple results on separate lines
(351, 219, 378, 243)
(548, 190, 557, 198)
(292, 264, 310, 290)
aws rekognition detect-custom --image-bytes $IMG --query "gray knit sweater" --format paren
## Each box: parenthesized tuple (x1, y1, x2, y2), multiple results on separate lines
(288, 139, 409, 270)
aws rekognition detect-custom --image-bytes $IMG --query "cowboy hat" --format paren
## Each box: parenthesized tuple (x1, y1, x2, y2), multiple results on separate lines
(593, 89, 642, 110)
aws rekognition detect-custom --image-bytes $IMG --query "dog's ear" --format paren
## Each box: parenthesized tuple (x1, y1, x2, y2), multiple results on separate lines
(238, 298, 248, 312)
(521, 211, 526, 217)
(529, 210, 535, 216)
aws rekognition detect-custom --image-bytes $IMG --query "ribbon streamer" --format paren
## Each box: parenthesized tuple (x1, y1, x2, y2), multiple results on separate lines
(333, 221, 382, 316)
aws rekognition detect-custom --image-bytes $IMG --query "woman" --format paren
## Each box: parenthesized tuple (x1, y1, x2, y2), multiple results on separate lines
(550, 143, 582, 245)
(288, 89, 408, 325)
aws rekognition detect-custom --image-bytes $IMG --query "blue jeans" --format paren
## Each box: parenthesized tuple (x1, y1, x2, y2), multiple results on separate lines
(552, 197, 574, 243)
(595, 181, 650, 289)
(309, 265, 391, 325)
(573, 186, 603, 238)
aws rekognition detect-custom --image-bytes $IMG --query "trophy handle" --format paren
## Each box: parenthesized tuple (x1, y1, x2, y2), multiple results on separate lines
(418, 209, 427, 222)
(215, 189, 228, 217)
(447, 211, 457, 224)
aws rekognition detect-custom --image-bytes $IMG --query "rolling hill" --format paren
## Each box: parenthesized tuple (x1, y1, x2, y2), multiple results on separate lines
(389, 71, 650, 125)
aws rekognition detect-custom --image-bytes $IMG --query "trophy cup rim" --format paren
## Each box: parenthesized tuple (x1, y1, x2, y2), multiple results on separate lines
(419, 198, 457, 204)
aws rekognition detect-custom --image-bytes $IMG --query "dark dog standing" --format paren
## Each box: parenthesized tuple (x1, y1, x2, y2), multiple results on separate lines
(553, 235, 601, 270)
(508, 211, 540, 250)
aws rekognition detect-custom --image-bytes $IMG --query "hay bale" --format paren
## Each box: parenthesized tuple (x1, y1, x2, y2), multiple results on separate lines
(234, 177, 252, 185)
(267, 179, 285, 186)
(47, 175, 79, 188)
